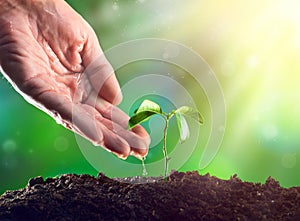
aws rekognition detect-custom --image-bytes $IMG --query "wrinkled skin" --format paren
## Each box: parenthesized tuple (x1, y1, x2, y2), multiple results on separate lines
(0, 0, 149, 159)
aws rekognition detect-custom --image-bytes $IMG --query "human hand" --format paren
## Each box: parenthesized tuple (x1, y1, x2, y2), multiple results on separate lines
(0, 0, 150, 159)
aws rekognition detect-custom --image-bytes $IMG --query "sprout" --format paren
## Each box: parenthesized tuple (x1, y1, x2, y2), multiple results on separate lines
(129, 99, 204, 177)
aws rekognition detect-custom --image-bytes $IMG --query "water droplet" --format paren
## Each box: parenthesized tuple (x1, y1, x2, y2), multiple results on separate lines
(141, 157, 148, 176)
(2, 139, 17, 153)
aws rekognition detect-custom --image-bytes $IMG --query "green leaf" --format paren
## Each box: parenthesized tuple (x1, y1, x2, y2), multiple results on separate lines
(129, 111, 159, 129)
(175, 106, 204, 124)
(128, 100, 162, 129)
(175, 113, 190, 143)
(135, 99, 162, 114)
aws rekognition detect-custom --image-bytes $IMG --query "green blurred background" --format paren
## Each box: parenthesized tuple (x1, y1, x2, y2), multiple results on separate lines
(1, 0, 300, 193)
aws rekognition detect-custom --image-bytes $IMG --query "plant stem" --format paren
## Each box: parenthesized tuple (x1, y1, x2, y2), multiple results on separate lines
(162, 117, 169, 177)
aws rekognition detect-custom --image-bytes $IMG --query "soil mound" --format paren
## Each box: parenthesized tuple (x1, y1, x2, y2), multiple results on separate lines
(1, 171, 300, 220)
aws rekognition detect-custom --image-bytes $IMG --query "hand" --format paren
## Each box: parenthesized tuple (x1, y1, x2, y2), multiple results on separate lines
(0, 0, 150, 159)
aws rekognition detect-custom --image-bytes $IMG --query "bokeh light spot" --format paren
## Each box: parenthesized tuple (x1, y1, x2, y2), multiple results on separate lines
(54, 136, 69, 152)
(2, 139, 17, 153)
(261, 124, 278, 140)
(112, 2, 119, 11)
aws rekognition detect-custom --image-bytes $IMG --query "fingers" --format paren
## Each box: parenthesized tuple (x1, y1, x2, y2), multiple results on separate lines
(99, 117, 150, 159)
(85, 91, 129, 128)
(100, 74, 123, 105)
(130, 125, 151, 158)
(22, 76, 148, 159)
(34, 90, 131, 158)
(99, 123, 131, 160)
(82, 33, 122, 105)
(84, 92, 150, 158)
(35, 90, 102, 142)
(78, 103, 131, 158)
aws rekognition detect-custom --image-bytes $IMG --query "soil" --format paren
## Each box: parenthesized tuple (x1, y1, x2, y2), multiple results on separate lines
(0, 171, 300, 221)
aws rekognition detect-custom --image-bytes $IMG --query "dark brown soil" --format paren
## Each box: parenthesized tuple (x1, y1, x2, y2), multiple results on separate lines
(0, 171, 300, 221)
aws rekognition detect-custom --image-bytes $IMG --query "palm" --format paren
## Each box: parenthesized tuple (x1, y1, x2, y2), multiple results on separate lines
(0, 1, 149, 159)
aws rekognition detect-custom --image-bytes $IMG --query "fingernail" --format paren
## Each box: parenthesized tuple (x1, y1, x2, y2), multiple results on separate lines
(130, 150, 140, 159)
(73, 64, 84, 72)
(115, 152, 128, 160)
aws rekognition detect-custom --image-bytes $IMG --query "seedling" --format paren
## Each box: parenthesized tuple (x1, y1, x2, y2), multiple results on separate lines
(128, 99, 204, 177)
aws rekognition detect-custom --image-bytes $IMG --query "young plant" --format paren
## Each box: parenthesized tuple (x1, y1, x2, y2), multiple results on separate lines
(128, 99, 204, 177)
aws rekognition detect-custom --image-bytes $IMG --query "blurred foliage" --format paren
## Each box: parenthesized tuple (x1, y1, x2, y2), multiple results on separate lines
(1, 0, 300, 194)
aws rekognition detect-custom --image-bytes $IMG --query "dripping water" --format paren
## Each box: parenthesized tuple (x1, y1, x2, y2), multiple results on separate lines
(141, 157, 148, 176)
